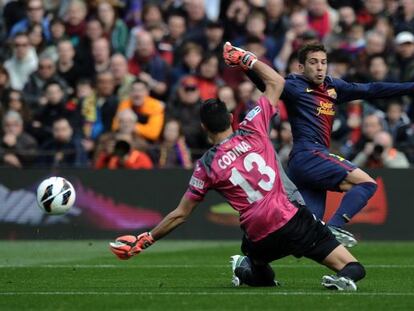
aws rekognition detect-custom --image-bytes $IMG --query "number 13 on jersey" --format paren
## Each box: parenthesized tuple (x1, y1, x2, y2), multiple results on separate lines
(229, 152, 276, 203)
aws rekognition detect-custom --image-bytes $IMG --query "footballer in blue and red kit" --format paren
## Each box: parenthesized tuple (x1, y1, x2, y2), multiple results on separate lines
(280, 44, 414, 242)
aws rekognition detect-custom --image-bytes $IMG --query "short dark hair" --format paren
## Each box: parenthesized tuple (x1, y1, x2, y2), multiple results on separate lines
(298, 43, 327, 64)
(200, 98, 231, 133)
(132, 78, 149, 89)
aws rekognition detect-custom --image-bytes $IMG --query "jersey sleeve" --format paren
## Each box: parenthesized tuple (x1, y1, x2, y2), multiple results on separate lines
(184, 161, 211, 202)
(280, 78, 295, 102)
(333, 78, 414, 103)
(239, 95, 278, 136)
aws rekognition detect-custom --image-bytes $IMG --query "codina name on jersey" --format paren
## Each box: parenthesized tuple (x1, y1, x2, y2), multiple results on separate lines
(218, 141, 252, 169)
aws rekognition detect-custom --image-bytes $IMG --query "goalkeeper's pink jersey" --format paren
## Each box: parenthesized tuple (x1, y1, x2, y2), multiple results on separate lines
(185, 96, 303, 242)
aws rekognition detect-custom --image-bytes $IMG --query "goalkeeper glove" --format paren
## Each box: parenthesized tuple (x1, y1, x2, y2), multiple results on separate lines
(223, 41, 257, 71)
(109, 232, 155, 260)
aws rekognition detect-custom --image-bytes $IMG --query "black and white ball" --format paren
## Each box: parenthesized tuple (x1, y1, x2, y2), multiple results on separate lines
(36, 177, 76, 215)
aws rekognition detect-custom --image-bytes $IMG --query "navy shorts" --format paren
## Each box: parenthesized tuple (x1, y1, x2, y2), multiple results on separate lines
(241, 207, 340, 263)
(287, 148, 357, 191)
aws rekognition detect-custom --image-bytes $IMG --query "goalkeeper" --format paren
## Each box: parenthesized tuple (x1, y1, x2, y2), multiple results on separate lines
(110, 42, 365, 291)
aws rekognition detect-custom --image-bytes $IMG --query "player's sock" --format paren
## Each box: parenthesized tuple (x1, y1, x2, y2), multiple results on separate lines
(328, 182, 377, 227)
(337, 262, 366, 282)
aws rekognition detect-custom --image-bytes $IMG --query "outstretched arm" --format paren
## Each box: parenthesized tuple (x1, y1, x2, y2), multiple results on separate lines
(223, 42, 284, 107)
(334, 79, 414, 103)
(150, 195, 198, 240)
(110, 195, 198, 259)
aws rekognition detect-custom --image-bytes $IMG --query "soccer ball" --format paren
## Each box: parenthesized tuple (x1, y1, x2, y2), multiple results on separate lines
(36, 177, 76, 215)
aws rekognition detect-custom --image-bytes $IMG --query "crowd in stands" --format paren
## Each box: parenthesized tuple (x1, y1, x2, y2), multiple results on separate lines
(0, 0, 414, 169)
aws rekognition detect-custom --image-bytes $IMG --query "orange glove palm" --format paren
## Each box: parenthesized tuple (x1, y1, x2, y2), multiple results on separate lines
(109, 232, 155, 260)
(223, 42, 257, 70)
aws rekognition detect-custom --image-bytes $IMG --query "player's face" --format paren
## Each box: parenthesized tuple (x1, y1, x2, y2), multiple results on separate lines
(300, 51, 327, 85)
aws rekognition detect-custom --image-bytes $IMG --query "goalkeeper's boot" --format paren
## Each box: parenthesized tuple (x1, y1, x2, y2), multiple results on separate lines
(230, 255, 246, 286)
(321, 275, 357, 291)
(328, 225, 357, 248)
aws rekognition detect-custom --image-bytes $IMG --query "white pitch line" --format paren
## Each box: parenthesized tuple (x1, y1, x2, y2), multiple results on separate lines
(0, 291, 413, 297)
(0, 264, 414, 268)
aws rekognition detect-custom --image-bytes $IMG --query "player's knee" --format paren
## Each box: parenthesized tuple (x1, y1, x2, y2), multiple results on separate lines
(364, 181, 377, 196)
(253, 264, 275, 285)
(338, 262, 366, 282)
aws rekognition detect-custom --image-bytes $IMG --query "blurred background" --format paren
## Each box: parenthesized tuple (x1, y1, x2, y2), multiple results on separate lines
(0, 0, 414, 240)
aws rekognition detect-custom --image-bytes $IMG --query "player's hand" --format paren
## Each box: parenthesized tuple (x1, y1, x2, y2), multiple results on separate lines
(109, 232, 155, 260)
(223, 42, 257, 70)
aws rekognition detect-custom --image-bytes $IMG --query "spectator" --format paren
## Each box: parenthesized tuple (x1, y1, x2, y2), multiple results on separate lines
(112, 79, 165, 142)
(9, 0, 51, 42)
(232, 80, 256, 128)
(223, 0, 250, 40)
(357, 0, 386, 29)
(75, 18, 105, 77)
(49, 18, 67, 44)
(0, 65, 10, 104)
(27, 23, 48, 56)
(23, 55, 68, 111)
(4, 32, 38, 91)
(94, 108, 148, 166)
(2, 0, 26, 34)
(195, 53, 224, 101)
(352, 130, 410, 168)
(348, 113, 385, 160)
(234, 9, 279, 62)
(110, 53, 135, 101)
(170, 42, 203, 86)
(64, 0, 88, 45)
(125, 3, 165, 58)
(306, 0, 338, 40)
(218, 85, 237, 113)
(384, 99, 411, 143)
(368, 54, 396, 83)
(38, 117, 88, 167)
(201, 20, 225, 59)
(183, 0, 209, 43)
(355, 30, 387, 75)
(0, 110, 37, 167)
(94, 137, 153, 169)
(372, 16, 396, 48)
(159, 12, 187, 66)
(91, 37, 112, 75)
(265, 0, 289, 45)
(74, 78, 94, 100)
(336, 23, 365, 58)
(80, 70, 119, 145)
(392, 31, 414, 82)
(31, 81, 76, 143)
(96, 1, 129, 54)
(274, 11, 310, 73)
(393, 0, 414, 34)
(167, 75, 208, 159)
(327, 49, 352, 79)
(149, 118, 192, 169)
(56, 39, 81, 89)
(324, 6, 357, 51)
(128, 30, 169, 99)
(2, 90, 32, 125)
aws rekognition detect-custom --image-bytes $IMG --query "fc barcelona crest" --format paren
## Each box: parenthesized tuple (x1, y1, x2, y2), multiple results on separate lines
(327, 88, 337, 99)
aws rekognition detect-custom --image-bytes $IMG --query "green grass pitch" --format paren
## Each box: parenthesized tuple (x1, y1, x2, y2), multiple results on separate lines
(0, 241, 413, 310)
